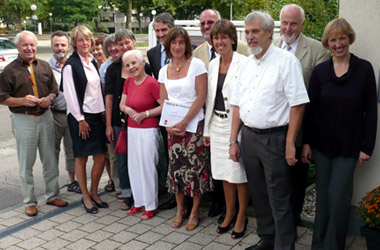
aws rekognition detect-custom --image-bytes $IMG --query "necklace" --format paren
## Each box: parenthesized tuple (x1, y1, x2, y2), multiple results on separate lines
(171, 60, 187, 72)
(134, 74, 147, 86)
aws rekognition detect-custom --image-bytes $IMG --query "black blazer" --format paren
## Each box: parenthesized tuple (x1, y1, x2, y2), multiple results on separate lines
(147, 44, 162, 79)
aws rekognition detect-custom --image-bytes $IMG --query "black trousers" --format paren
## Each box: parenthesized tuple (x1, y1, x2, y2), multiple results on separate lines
(289, 146, 309, 223)
(241, 125, 296, 250)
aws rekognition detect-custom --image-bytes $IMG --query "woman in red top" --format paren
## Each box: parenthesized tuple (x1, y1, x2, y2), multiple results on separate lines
(119, 50, 162, 220)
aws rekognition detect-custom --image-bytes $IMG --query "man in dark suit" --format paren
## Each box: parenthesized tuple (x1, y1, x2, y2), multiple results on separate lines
(147, 13, 176, 210)
(273, 3, 329, 226)
(147, 13, 175, 79)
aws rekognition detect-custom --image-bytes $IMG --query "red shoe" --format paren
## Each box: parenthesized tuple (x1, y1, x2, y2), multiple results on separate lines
(127, 206, 143, 215)
(141, 210, 156, 220)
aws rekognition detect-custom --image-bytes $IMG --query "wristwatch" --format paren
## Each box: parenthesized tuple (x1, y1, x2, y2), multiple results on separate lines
(229, 141, 239, 146)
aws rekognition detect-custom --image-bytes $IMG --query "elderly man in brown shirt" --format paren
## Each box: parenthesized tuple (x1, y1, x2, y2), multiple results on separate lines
(0, 31, 68, 216)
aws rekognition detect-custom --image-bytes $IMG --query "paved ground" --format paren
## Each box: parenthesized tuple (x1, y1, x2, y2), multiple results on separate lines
(0, 175, 368, 250)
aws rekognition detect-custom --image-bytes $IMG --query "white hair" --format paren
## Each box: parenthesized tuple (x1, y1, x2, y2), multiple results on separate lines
(122, 49, 144, 63)
(14, 31, 38, 46)
(280, 4, 305, 24)
(200, 9, 221, 20)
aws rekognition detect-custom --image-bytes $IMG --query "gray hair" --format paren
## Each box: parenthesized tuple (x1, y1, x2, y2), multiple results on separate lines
(245, 11, 274, 31)
(15, 31, 38, 46)
(51, 30, 69, 44)
(154, 12, 175, 28)
(280, 4, 305, 24)
(122, 50, 144, 64)
(200, 9, 221, 20)
(103, 34, 116, 57)
(115, 29, 135, 43)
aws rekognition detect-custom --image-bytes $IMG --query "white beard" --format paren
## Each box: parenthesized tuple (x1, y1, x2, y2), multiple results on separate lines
(249, 46, 263, 55)
(281, 34, 296, 44)
(54, 51, 68, 59)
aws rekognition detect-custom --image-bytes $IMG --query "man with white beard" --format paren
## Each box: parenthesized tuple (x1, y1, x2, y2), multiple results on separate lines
(273, 4, 328, 225)
(229, 11, 309, 250)
(48, 31, 81, 194)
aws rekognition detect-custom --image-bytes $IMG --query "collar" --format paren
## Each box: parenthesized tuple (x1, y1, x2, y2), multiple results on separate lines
(160, 43, 165, 53)
(207, 43, 215, 52)
(208, 43, 219, 56)
(17, 55, 37, 67)
(281, 34, 301, 51)
(252, 43, 274, 63)
(48, 56, 63, 69)
(77, 52, 94, 65)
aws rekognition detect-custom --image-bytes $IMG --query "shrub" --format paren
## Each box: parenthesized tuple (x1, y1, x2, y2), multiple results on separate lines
(357, 185, 380, 231)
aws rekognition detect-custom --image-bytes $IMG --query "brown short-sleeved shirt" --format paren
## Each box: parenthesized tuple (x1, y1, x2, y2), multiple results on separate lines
(0, 56, 58, 113)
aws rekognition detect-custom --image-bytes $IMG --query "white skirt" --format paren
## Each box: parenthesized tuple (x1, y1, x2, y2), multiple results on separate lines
(127, 127, 160, 210)
(209, 114, 247, 183)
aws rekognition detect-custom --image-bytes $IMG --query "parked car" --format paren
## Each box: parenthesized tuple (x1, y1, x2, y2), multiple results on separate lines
(0, 38, 18, 73)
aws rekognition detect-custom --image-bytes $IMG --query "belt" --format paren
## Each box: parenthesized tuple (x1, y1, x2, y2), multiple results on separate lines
(52, 109, 67, 114)
(245, 125, 288, 134)
(15, 109, 46, 116)
(214, 110, 228, 119)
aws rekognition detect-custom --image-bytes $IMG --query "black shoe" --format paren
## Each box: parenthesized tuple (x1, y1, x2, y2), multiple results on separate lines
(231, 218, 248, 239)
(245, 239, 274, 250)
(158, 197, 177, 210)
(81, 198, 98, 214)
(217, 215, 236, 234)
(104, 179, 115, 192)
(67, 180, 82, 194)
(208, 202, 224, 217)
(90, 197, 109, 208)
(218, 210, 226, 224)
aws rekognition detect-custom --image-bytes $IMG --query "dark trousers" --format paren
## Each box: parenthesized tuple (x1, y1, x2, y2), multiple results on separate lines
(241, 126, 296, 250)
(312, 150, 357, 250)
(289, 146, 309, 223)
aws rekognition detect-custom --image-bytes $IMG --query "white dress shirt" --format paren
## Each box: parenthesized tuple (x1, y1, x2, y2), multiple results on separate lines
(158, 57, 207, 121)
(62, 53, 105, 122)
(230, 43, 309, 129)
(208, 43, 219, 61)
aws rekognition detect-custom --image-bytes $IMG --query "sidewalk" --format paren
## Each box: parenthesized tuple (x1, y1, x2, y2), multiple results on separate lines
(0, 177, 367, 250)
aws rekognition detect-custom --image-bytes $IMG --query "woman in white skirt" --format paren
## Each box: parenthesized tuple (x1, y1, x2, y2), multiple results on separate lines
(203, 20, 249, 239)
(119, 50, 162, 220)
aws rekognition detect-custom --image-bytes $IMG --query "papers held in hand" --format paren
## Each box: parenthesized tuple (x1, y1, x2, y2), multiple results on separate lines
(159, 100, 199, 133)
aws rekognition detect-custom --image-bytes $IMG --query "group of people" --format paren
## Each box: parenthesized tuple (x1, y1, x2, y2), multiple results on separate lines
(0, 3, 377, 250)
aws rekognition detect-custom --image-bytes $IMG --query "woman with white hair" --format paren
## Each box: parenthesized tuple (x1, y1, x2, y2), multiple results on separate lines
(120, 50, 162, 220)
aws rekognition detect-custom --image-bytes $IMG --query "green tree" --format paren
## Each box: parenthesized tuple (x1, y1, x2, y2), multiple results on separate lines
(49, 0, 102, 27)
(147, 0, 338, 40)
(0, 0, 38, 31)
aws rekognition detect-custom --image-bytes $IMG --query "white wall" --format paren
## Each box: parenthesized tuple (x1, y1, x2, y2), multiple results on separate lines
(339, 0, 380, 204)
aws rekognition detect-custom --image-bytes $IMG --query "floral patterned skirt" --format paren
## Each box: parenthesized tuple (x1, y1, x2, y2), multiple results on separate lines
(166, 120, 213, 197)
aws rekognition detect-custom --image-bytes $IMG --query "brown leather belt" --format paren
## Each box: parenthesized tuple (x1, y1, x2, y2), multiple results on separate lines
(245, 125, 288, 134)
(15, 109, 46, 116)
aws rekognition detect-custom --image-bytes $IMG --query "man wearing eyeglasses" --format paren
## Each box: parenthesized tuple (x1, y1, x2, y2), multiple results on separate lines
(193, 9, 249, 70)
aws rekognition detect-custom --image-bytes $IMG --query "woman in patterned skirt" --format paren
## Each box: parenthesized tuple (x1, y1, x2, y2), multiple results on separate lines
(158, 26, 213, 231)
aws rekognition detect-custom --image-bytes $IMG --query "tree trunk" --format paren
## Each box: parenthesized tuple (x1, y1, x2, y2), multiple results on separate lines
(126, 0, 132, 30)
(17, 7, 22, 31)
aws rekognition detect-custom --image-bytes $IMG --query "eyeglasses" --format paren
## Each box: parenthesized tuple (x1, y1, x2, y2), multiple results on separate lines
(77, 38, 91, 43)
(200, 20, 215, 26)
